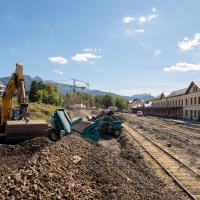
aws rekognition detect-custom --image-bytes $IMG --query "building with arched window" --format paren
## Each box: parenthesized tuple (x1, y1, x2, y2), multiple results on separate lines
(150, 81, 200, 120)
(132, 81, 200, 120)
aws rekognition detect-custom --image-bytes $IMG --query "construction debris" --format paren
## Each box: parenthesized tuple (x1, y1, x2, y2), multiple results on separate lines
(0, 132, 187, 199)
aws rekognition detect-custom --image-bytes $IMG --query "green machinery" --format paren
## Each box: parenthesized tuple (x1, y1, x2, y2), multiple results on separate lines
(49, 109, 124, 142)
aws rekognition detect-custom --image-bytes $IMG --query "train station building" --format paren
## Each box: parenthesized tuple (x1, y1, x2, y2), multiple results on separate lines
(131, 81, 200, 120)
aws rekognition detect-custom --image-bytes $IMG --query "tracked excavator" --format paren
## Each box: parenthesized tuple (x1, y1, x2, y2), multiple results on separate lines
(0, 63, 48, 144)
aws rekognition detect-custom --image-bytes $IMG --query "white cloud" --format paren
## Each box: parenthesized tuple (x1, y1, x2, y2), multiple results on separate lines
(83, 48, 102, 53)
(48, 56, 68, 64)
(123, 16, 135, 24)
(178, 33, 200, 51)
(71, 53, 102, 62)
(152, 7, 157, 12)
(71, 49, 102, 62)
(125, 29, 144, 35)
(163, 62, 200, 72)
(122, 8, 158, 25)
(138, 14, 157, 24)
(154, 49, 162, 57)
(54, 70, 63, 75)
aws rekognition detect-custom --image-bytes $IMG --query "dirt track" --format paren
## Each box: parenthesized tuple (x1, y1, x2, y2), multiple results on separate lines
(0, 132, 188, 199)
(120, 113, 200, 172)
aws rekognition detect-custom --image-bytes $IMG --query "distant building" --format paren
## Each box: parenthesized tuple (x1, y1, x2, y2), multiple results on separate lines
(0, 81, 5, 96)
(108, 106, 118, 111)
(128, 99, 144, 109)
(132, 81, 200, 120)
(71, 104, 86, 110)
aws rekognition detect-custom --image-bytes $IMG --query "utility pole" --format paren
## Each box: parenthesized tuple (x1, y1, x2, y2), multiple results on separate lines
(73, 79, 76, 93)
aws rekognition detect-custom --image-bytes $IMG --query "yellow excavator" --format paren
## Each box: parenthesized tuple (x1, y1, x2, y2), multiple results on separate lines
(0, 63, 47, 144)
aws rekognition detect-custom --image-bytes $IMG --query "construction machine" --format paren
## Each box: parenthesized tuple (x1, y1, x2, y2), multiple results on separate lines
(0, 63, 124, 144)
(0, 63, 47, 144)
(49, 109, 124, 142)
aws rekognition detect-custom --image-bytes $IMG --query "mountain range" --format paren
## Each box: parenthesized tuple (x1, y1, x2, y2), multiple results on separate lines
(0, 75, 155, 101)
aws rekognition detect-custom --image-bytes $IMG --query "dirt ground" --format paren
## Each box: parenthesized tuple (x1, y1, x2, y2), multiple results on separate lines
(120, 113, 200, 172)
(0, 131, 188, 199)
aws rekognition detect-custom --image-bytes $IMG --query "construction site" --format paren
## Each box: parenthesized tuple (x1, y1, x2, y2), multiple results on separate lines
(0, 63, 199, 200)
(1, 1, 200, 199)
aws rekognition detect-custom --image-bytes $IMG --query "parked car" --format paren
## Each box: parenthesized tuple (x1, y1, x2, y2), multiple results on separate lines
(137, 111, 144, 116)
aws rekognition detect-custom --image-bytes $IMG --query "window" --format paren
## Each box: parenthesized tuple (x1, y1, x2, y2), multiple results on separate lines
(194, 110, 197, 118)
(198, 97, 200, 104)
(191, 98, 193, 105)
(194, 97, 197, 105)
(185, 99, 188, 105)
(186, 110, 188, 116)
(178, 100, 180, 106)
(182, 99, 183, 105)
(193, 86, 198, 92)
(190, 110, 193, 119)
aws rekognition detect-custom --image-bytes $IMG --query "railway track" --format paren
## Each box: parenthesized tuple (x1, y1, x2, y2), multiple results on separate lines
(124, 123, 200, 200)
(145, 119, 200, 143)
(146, 116, 200, 134)
(123, 113, 200, 139)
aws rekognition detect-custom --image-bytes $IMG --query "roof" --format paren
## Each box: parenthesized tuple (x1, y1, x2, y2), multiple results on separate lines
(167, 88, 187, 98)
(154, 93, 165, 100)
(152, 80, 200, 100)
(193, 81, 200, 88)
(144, 101, 152, 107)
(185, 80, 200, 94)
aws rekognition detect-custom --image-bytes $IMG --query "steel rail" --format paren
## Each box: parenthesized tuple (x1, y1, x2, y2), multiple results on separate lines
(124, 123, 200, 200)
(125, 114, 200, 140)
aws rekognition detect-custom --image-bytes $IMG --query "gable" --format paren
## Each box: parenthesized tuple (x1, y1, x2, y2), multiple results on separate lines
(160, 93, 165, 99)
(186, 81, 200, 94)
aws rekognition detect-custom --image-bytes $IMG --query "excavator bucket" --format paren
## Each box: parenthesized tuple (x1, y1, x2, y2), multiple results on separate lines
(3, 120, 48, 144)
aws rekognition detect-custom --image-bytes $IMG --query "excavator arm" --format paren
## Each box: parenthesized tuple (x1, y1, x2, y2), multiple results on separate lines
(1, 63, 28, 126)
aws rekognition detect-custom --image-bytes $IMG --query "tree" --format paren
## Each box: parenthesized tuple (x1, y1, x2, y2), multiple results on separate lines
(29, 81, 64, 106)
(95, 96, 103, 108)
(29, 81, 39, 102)
(102, 95, 115, 108)
(115, 96, 128, 110)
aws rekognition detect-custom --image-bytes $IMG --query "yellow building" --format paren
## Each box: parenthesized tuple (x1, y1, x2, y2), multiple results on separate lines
(151, 81, 200, 120)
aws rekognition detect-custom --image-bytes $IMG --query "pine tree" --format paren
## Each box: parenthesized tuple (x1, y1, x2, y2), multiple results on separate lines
(29, 81, 39, 102)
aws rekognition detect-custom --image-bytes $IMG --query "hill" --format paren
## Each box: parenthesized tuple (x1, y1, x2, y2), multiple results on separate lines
(0, 75, 155, 101)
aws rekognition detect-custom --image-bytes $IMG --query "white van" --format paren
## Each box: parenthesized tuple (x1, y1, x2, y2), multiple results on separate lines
(137, 111, 144, 116)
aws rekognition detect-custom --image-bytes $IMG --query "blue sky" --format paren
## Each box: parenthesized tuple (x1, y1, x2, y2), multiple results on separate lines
(0, 0, 200, 96)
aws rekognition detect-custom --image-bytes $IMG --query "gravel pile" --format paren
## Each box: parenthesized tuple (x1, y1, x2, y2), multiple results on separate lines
(0, 134, 187, 200)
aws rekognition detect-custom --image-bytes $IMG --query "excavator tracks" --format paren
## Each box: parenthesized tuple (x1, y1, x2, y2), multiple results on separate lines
(124, 123, 200, 200)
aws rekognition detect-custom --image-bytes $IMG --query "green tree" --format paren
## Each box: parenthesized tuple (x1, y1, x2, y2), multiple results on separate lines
(102, 95, 115, 108)
(29, 81, 39, 102)
(115, 96, 128, 110)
